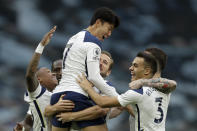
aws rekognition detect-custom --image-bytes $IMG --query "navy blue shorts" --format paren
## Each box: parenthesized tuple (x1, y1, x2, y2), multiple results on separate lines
(50, 91, 106, 128)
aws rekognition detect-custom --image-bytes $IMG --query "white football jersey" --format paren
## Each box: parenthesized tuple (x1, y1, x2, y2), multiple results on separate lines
(54, 30, 118, 97)
(24, 84, 52, 131)
(118, 86, 171, 131)
(129, 115, 135, 131)
(54, 30, 101, 96)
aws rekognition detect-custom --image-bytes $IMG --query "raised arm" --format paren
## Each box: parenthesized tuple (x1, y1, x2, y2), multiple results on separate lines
(129, 78, 177, 94)
(25, 26, 56, 92)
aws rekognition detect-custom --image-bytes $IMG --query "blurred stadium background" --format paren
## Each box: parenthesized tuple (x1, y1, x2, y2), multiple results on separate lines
(0, 0, 197, 130)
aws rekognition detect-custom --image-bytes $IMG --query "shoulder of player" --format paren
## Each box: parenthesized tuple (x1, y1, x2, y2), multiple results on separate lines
(143, 86, 169, 96)
(26, 85, 49, 99)
(106, 81, 114, 87)
(83, 31, 102, 49)
(129, 88, 144, 95)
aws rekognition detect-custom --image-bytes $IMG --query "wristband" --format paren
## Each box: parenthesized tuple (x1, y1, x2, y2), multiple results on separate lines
(35, 43, 44, 54)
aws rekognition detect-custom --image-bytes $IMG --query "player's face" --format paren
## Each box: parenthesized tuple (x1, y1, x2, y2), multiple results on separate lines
(129, 57, 146, 81)
(95, 20, 114, 41)
(39, 68, 58, 91)
(100, 53, 111, 78)
(52, 60, 62, 83)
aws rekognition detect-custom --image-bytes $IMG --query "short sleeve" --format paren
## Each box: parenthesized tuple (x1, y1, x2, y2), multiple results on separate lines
(117, 88, 143, 107)
(28, 84, 42, 99)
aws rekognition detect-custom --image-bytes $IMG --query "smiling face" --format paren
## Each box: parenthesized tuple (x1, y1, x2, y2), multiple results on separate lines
(100, 53, 112, 78)
(91, 19, 114, 41)
(37, 67, 58, 91)
(129, 57, 147, 81)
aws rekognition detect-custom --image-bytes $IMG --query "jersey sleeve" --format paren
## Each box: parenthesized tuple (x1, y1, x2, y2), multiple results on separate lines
(117, 88, 144, 107)
(86, 44, 101, 62)
(86, 43, 118, 97)
(28, 84, 42, 99)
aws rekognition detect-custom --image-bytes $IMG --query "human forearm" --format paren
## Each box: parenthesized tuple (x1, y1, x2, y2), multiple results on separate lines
(56, 106, 109, 123)
(142, 78, 177, 93)
(86, 88, 120, 107)
(70, 106, 108, 121)
(25, 26, 56, 92)
(85, 88, 107, 106)
(77, 74, 121, 107)
(25, 53, 41, 92)
(44, 105, 57, 117)
(87, 62, 118, 97)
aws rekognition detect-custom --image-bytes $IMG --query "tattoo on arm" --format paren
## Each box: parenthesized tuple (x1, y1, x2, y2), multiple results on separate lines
(25, 53, 41, 92)
(143, 78, 177, 94)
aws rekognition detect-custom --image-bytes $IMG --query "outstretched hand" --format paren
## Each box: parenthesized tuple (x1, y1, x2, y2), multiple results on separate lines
(40, 26, 56, 46)
(76, 73, 93, 91)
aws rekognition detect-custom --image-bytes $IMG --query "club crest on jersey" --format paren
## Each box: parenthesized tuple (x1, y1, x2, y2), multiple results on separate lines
(92, 48, 100, 61)
(93, 48, 100, 56)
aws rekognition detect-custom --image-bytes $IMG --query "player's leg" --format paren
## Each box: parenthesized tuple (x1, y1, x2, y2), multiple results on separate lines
(82, 123, 108, 131)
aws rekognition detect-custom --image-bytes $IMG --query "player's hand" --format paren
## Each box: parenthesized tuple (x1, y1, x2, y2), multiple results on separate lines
(56, 112, 73, 123)
(76, 73, 93, 91)
(129, 79, 143, 89)
(13, 122, 23, 131)
(40, 26, 56, 46)
(54, 94, 75, 112)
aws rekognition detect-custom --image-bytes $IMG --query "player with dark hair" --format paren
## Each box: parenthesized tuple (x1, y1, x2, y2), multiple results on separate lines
(76, 51, 176, 131)
(56, 51, 123, 125)
(51, 59, 63, 83)
(128, 48, 176, 131)
(51, 7, 120, 131)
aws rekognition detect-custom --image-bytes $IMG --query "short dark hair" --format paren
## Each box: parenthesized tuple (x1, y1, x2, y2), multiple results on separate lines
(51, 59, 62, 71)
(90, 7, 120, 28)
(137, 52, 157, 75)
(145, 48, 167, 71)
(101, 50, 114, 71)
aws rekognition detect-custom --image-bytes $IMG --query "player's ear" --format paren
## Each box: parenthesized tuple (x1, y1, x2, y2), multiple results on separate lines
(144, 66, 151, 75)
(95, 19, 102, 27)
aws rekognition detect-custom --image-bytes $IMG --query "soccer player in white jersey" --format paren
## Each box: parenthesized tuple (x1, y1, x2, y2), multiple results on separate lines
(76, 51, 177, 131)
(56, 51, 123, 124)
(14, 59, 72, 131)
(24, 26, 75, 131)
(15, 50, 119, 131)
(51, 7, 120, 131)
(128, 48, 177, 131)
